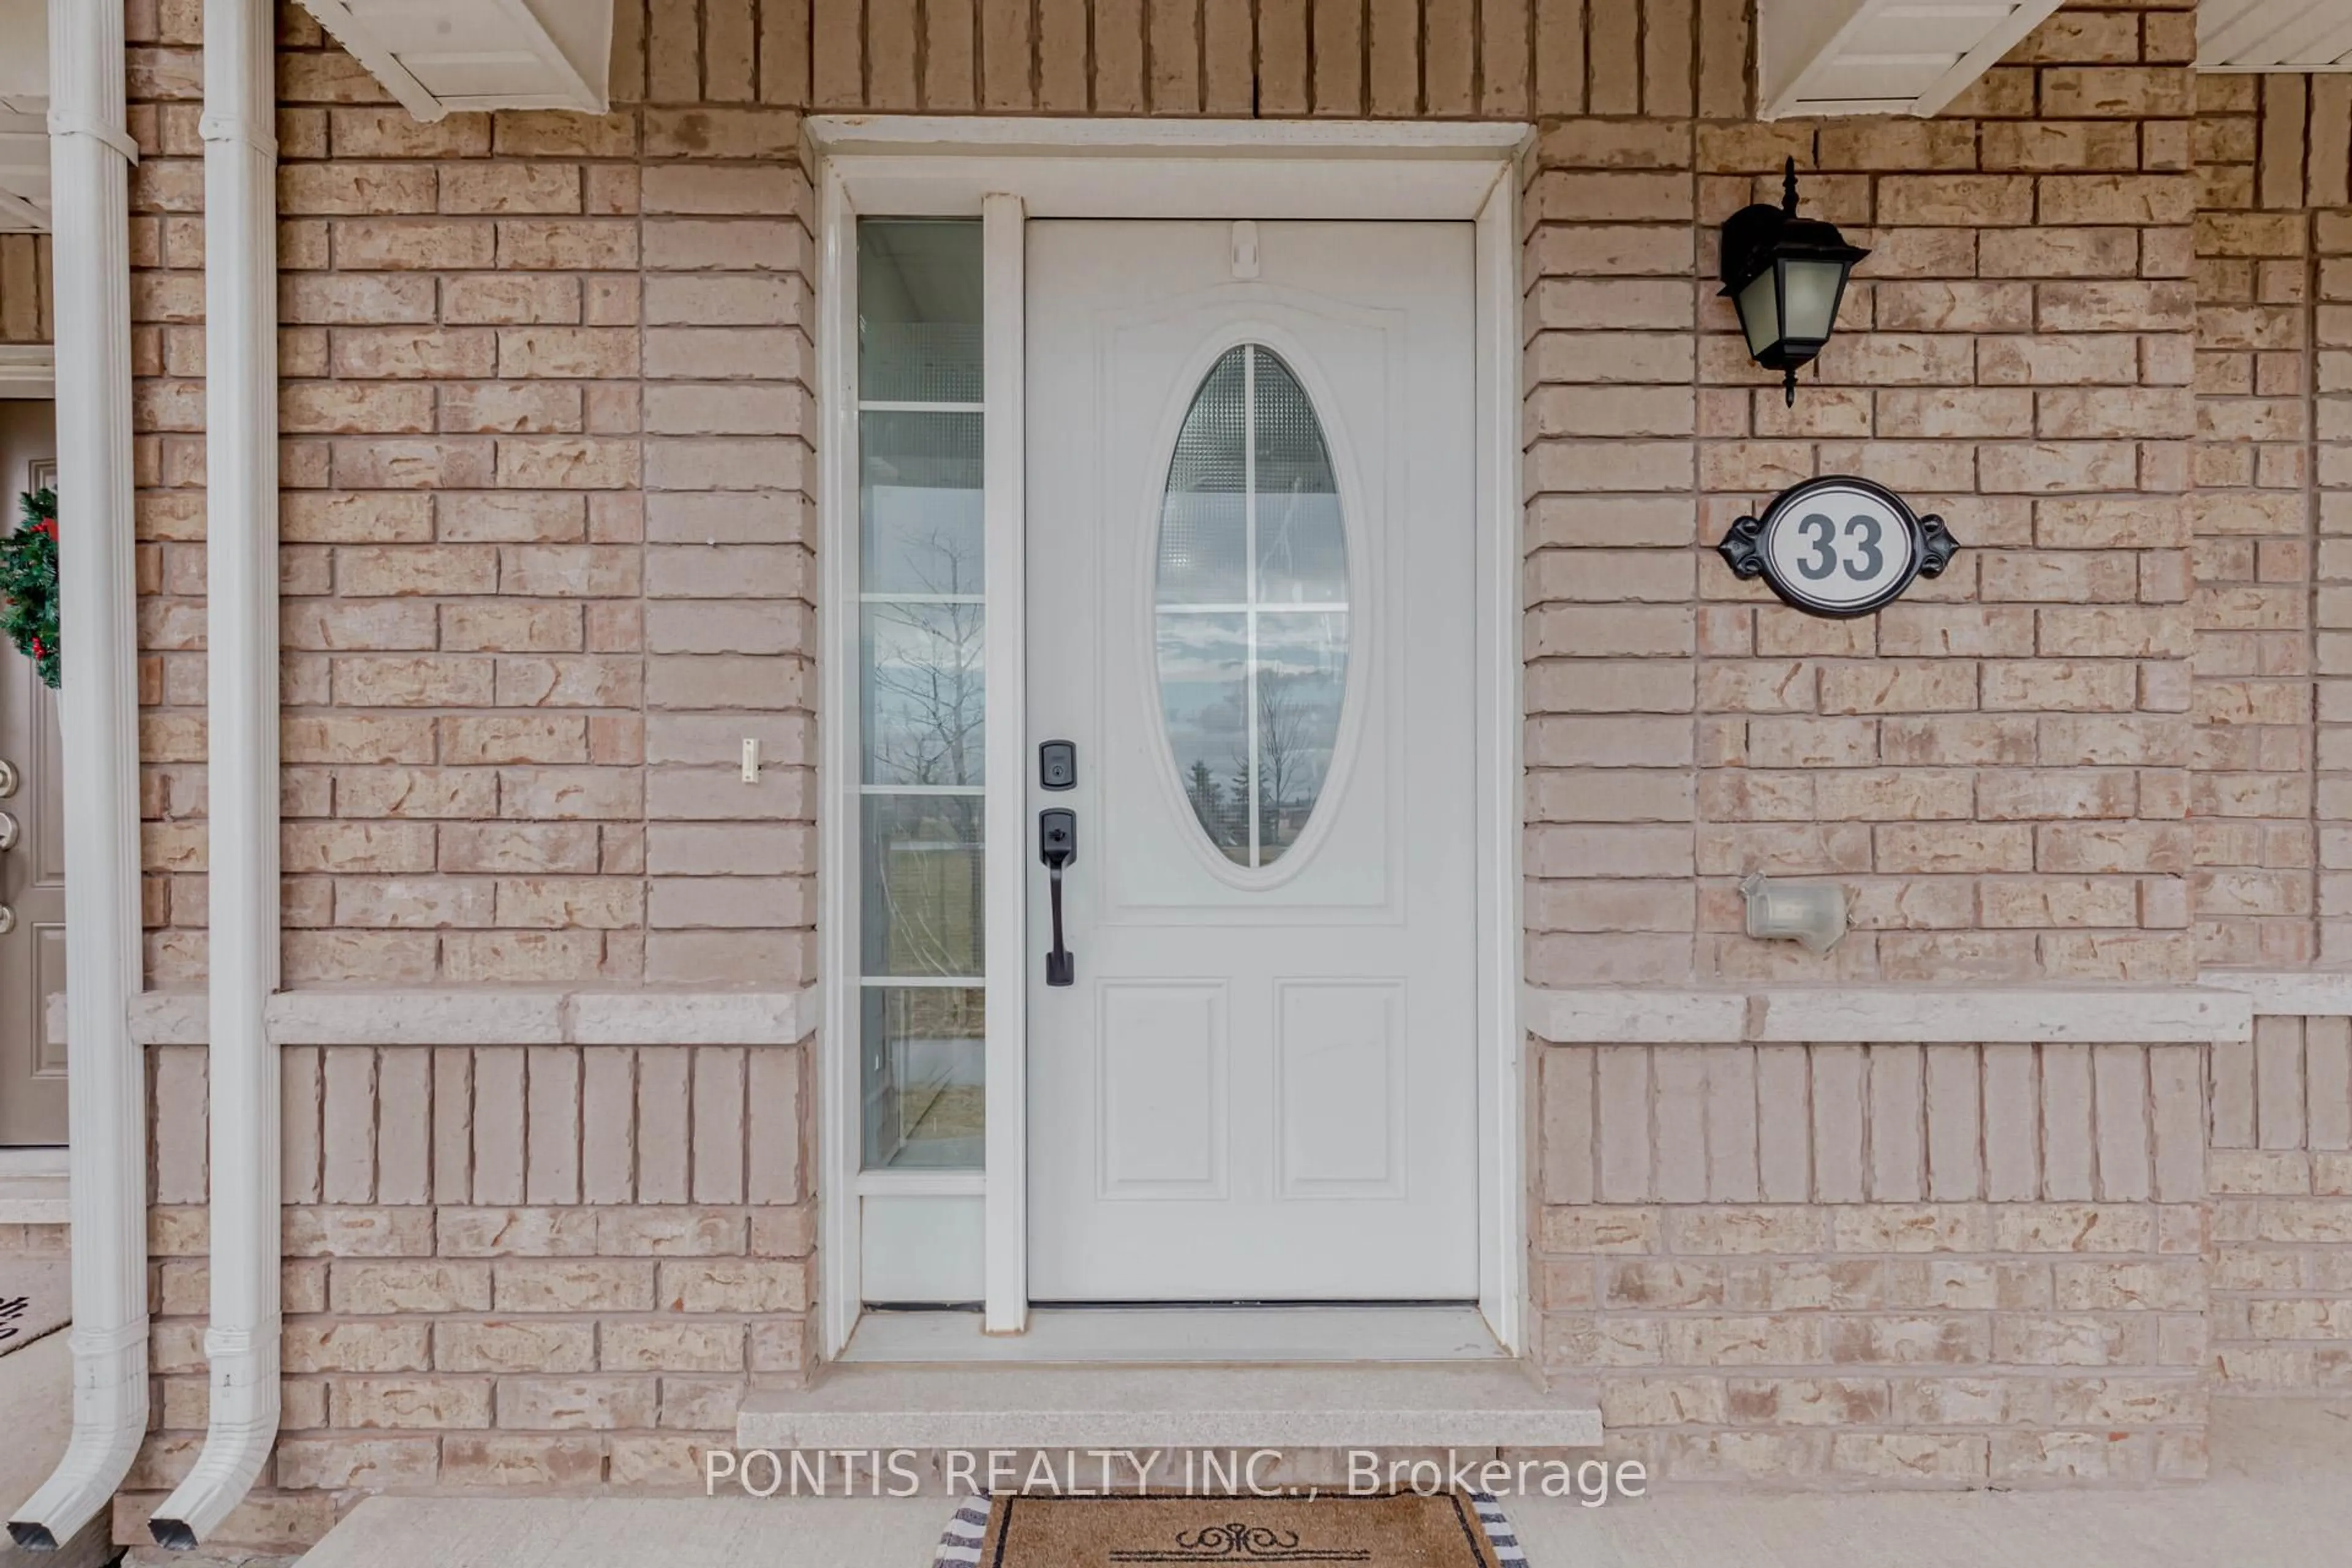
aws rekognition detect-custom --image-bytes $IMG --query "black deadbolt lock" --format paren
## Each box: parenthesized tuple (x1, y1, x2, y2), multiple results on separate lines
(1039, 740, 1077, 791)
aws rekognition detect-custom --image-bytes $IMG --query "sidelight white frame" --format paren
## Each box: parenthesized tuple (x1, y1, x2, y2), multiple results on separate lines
(811, 116, 1531, 1360)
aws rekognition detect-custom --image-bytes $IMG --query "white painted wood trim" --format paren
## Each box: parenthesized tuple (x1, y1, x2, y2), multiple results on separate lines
(813, 117, 1529, 1362)
(1471, 165, 1525, 1359)
(0, 343, 53, 394)
(858, 1168, 986, 1198)
(979, 192, 1028, 1337)
(1524, 986, 2253, 1044)
(805, 116, 1527, 157)
(9, 0, 150, 1550)
(815, 162, 864, 1362)
(2202, 970, 2352, 1017)
(825, 157, 1518, 222)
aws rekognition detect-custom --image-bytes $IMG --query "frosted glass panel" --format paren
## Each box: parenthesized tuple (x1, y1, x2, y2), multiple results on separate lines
(1153, 345, 1349, 870)
(859, 219, 982, 402)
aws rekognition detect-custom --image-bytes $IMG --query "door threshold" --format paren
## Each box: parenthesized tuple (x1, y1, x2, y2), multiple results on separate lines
(841, 1304, 1506, 1364)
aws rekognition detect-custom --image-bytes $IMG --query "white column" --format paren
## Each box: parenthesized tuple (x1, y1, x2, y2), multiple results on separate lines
(6, 0, 150, 1548)
(149, 0, 281, 1544)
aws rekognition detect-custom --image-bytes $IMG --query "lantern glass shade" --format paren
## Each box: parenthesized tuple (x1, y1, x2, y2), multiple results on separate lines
(1779, 255, 1849, 347)
(1736, 268, 1780, 362)
(1736, 255, 1852, 368)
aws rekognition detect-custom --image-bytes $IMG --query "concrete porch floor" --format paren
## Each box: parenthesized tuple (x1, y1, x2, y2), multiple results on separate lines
(281, 1398, 2352, 1568)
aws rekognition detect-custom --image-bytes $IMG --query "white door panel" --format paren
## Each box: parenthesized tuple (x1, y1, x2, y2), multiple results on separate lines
(1026, 221, 1478, 1301)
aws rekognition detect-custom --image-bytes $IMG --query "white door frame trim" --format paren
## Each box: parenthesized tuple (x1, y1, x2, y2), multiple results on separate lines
(811, 116, 1531, 1361)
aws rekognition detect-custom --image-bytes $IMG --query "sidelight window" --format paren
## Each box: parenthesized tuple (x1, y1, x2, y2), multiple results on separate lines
(856, 219, 985, 1170)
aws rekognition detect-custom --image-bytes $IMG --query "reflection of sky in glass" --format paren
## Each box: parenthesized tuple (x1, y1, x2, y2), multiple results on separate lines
(1157, 615, 1249, 860)
(862, 411, 984, 595)
(1152, 344, 1348, 867)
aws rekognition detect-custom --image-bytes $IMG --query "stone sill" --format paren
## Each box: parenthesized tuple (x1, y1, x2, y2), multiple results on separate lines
(116, 985, 821, 1047)
(737, 1363, 1602, 1452)
(1525, 984, 2256, 1045)
(0, 1148, 69, 1225)
(81, 973, 2352, 1050)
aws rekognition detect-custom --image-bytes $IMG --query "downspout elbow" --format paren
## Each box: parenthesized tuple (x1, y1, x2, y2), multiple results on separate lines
(7, 1321, 149, 1550)
(146, 1328, 281, 1549)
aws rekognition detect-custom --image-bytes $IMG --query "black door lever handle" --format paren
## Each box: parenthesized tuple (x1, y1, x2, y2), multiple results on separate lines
(1039, 809, 1076, 987)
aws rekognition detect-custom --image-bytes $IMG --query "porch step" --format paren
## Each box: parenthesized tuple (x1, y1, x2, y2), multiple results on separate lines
(734, 1362, 1603, 1452)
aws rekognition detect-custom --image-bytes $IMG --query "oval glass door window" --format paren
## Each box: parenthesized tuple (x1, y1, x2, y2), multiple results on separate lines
(1155, 344, 1348, 870)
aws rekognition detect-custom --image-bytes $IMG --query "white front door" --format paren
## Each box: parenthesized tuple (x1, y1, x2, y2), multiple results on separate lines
(1025, 221, 1479, 1302)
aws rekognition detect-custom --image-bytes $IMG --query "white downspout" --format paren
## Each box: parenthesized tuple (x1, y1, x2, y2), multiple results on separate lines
(149, 0, 281, 1547)
(6, 0, 151, 1551)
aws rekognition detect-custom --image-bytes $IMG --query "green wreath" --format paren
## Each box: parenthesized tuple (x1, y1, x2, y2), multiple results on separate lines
(1, 488, 59, 689)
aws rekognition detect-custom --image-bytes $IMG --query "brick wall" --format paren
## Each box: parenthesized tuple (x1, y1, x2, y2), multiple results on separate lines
(0, 232, 51, 344)
(80, 0, 2352, 1543)
(1537, 1039, 2209, 1484)
(125, 1038, 812, 1541)
(118, 7, 2229, 981)
(129, 4, 815, 989)
(2210, 1014, 2352, 1393)
(2192, 74, 2317, 971)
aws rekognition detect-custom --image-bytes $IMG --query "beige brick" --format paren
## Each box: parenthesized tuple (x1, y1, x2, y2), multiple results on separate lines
(497, 1376, 658, 1430)
(333, 1376, 494, 1430)
(439, 1434, 607, 1487)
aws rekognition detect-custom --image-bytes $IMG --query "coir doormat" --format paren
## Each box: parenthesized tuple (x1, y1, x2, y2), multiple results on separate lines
(935, 1491, 1528, 1568)
(0, 1260, 69, 1362)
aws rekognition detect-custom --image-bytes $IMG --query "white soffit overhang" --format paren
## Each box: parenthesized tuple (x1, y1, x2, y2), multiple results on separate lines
(1760, 1, 2070, 119)
(2200, 1, 2352, 71)
(0, 0, 49, 231)
(297, 0, 614, 121)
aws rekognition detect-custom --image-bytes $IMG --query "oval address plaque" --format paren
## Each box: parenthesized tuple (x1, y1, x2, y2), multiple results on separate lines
(1716, 475, 1961, 619)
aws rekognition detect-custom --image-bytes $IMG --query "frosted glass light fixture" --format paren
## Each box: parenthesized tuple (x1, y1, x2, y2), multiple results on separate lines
(1720, 159, 1869, 406)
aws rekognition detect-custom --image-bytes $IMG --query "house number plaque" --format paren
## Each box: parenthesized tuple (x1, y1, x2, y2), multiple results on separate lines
(1716, 475, 1960, 619)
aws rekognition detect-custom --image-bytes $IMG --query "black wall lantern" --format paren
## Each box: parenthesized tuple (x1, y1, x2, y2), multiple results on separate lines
(1720, 158, 1869, 405)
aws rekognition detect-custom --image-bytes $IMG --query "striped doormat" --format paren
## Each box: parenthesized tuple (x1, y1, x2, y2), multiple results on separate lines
(934, 1491, 1528, 1568)
(0, 1260, 69, 1361)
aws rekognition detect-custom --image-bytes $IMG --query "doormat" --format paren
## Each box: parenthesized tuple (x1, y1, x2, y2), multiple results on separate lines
(934, 1491, 1526, 1568)
(0, 1260, 69, 1362)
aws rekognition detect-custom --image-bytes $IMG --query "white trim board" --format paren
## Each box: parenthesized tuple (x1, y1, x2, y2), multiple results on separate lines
(812, 116, 1529, 1364)
(1525, 986, 2255, 1045)
(842, 1306, 1509, 1365)
(0, 344, 54, 396)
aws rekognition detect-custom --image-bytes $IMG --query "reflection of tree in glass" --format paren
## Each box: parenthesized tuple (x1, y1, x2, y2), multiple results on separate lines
(1230, 669, 1323, 863)
(1184, 759, 1232, 854)
(869, 530, 984, 979)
